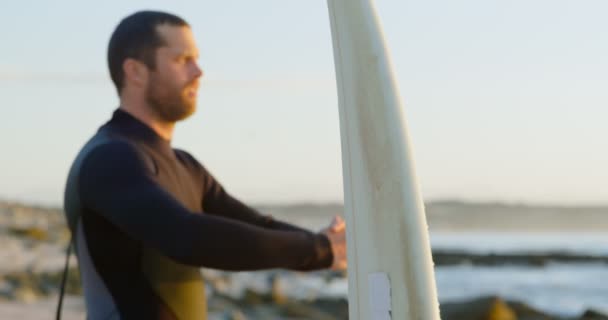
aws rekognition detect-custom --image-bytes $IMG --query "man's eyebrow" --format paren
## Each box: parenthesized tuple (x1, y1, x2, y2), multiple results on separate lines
(174, 50, 199, 59)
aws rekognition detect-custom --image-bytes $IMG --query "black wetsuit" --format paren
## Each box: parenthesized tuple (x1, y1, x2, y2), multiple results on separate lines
(63, 109, 333, 320)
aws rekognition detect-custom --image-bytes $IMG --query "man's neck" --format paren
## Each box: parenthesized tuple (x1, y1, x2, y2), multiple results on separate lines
(119, 103, 175, 141)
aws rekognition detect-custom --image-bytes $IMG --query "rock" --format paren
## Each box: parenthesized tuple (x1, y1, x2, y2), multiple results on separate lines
(229, 310, 247, 320)
(441, 296, 517, 320)
(7, 227, 49, 242)
(206, 274, 232, 294)
(581, 309, 608, 320)
(38, 266, 82, 295)
(0, 266, 82, 302)
(244, 306, 282, 320)
(12, 286, 38, 303)
(432, 250, 608, 267)
(507, 300, 554, 320)
(270, 274, 287, 305)
(0, 279, 14, 301)
(207, 295, 240, 313)
(308, 298, 348, 319)
(242, 289, 267, 305)
(281, 300, 340, 320)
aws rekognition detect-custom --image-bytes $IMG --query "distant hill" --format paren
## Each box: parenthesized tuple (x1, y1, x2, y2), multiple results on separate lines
(425, 200, 608, 231)
(2, 200, 607, 232)
(258, 200, 608, 231)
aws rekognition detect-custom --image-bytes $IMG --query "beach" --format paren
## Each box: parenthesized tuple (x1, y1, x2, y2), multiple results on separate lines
(1, 200, 607, 319)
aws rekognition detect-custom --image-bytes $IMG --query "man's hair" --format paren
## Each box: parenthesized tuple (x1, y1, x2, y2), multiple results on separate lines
(108, 11, 189, 93)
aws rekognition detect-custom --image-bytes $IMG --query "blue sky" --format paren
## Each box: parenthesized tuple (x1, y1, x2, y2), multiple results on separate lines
(1, 0, 607, 206)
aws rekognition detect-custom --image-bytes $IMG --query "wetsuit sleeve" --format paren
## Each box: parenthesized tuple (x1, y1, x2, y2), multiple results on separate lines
(79, 141, 332, 271)
(200, 168, 310, 233)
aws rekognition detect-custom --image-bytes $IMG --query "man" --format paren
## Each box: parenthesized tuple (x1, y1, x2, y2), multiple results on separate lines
(63, 10, 347, 320)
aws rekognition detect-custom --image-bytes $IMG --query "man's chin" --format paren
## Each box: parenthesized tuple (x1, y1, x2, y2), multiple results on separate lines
(175, 103, 197, 122)
(155, 103, 196, 123)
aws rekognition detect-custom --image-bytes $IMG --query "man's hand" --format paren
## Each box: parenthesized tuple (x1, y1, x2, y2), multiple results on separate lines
(321, 215, 347, 271)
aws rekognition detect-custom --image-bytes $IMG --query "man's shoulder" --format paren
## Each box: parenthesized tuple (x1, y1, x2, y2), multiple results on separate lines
(80, 129, 138, 159)
(74, 134, 160, 185)
(72, 127, 151, 174)
(64, 129, 148, 224)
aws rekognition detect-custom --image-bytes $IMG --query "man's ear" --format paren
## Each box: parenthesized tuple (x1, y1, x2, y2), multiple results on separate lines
(123, 58, 148, 88)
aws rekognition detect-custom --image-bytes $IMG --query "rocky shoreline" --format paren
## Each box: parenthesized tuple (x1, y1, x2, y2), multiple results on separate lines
(0, 267, 607, 320)
(1, 200, 608, 319)
(433, 250, 608, 266)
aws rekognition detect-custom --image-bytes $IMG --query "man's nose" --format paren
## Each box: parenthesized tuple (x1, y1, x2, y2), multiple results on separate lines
(192, 62, 203, 79)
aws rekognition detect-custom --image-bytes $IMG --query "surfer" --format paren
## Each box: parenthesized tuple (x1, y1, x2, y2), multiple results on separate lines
(62, 10, 347, 320)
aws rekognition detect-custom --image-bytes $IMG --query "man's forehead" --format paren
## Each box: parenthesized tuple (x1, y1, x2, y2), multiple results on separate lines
(164, 45, 199, 57)
(156, 24, 198, 54)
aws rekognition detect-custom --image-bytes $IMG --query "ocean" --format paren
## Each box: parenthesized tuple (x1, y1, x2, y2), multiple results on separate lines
(431, 231, 608, 316)
(260, 205, 608, 317)
(204, 231, 608, 317)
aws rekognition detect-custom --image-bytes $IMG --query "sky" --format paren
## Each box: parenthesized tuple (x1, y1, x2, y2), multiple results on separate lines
(0, 0, 607, 206)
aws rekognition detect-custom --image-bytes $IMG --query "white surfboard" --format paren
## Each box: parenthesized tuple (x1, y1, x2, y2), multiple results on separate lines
(326, 0, 441, 319)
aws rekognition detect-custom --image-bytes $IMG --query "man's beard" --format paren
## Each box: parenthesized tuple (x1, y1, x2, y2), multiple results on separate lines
(145, 76, 197, 123)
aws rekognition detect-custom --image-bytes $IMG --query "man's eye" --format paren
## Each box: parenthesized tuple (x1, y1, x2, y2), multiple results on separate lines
(178, 57, 194, 64)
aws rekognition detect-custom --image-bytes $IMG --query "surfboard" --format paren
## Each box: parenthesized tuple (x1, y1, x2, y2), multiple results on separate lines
(326, 0, 441, 319)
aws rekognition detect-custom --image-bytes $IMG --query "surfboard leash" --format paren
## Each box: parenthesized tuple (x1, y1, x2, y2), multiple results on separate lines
(55, 234, 73, 320)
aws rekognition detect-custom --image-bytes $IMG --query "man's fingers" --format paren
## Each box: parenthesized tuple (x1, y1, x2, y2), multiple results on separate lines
(330, 215, 346, 232)
(331, 223, 344, 232)
(335, 215, 345, 225)
(322, 217, 348, 271)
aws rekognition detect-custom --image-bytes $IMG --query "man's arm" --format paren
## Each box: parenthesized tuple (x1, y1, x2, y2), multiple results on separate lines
(196, 158, 348, 271)
(201, 169, 310, 233)
(176, 150, 310, 233)
(79, 142, 332, 271)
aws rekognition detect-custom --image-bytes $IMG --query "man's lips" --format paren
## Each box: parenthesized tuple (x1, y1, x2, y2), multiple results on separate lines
(185, 83, 199, 97)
